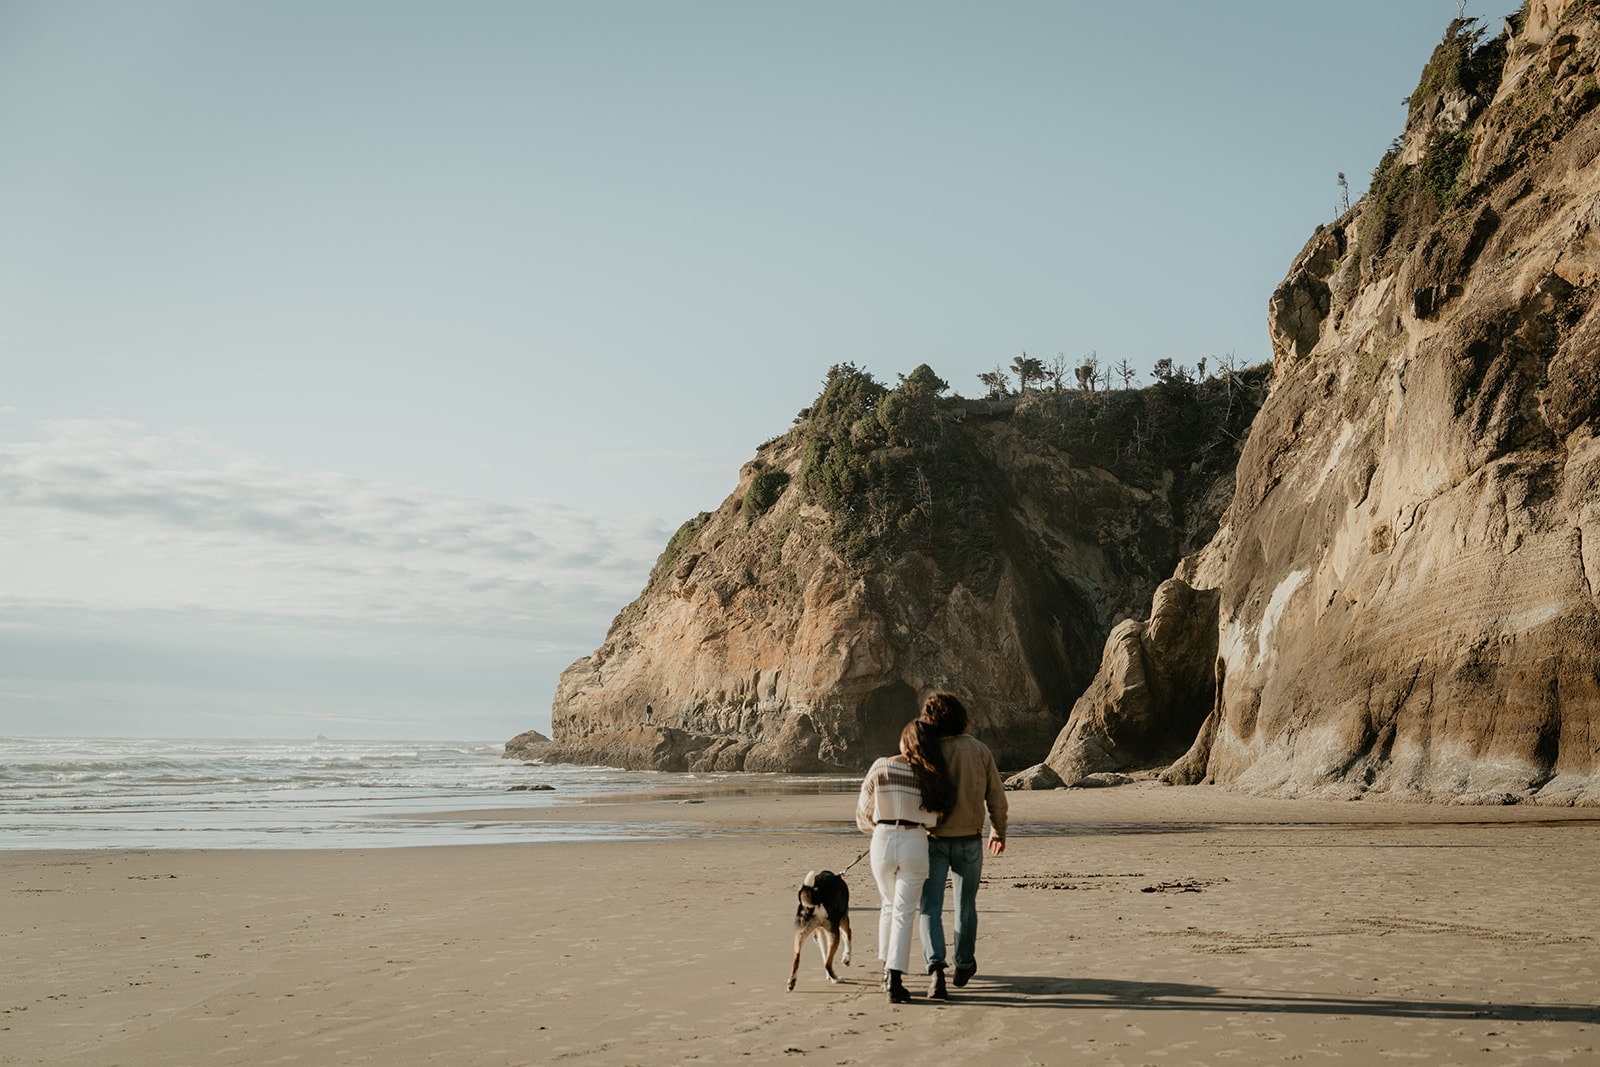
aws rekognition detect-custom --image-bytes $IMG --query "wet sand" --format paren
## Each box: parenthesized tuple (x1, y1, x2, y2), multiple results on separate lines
(4, 784, 1598, 1065)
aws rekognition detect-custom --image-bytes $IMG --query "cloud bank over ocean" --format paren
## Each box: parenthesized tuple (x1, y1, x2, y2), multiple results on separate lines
(0, 418, 668, 738)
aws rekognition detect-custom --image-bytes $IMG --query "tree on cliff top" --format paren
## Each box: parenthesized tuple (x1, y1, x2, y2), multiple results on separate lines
(1012, 353, 1045, 394)
(977, 367, 1011, 398)
(798, 363, 886, 511)
(898, 363, 948, 396)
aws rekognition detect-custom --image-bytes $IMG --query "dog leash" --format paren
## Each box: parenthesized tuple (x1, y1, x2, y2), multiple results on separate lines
(839, 845, 871, 874)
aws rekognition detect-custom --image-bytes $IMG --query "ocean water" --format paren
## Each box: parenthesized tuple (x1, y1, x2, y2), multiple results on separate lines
(0, 737, 843, 850)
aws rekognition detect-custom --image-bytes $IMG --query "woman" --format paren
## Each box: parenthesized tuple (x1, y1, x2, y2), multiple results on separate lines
(854, 719, 954, 1003)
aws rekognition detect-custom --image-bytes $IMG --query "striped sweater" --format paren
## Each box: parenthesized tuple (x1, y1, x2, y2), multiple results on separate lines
(855, 756, 939, 833)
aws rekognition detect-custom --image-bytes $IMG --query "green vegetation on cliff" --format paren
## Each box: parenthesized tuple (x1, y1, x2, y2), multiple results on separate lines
(741, 464, 790, 518)
(1357, 19, 1507, 268)
(1357, 9, 1600, 282)
(790, 359, 1270, 588)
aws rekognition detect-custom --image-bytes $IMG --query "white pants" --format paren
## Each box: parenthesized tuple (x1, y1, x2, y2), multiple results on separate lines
(870, 824, 929, 974)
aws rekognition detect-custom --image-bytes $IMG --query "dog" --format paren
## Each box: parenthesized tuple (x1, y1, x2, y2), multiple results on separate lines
(787, 869, 851, 990)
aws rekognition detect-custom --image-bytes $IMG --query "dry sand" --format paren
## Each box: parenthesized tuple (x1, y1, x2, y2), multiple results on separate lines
(5, 783, 1598, 1066)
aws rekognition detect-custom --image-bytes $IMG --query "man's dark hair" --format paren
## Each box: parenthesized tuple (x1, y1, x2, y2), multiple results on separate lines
(919, 692, 968, 737)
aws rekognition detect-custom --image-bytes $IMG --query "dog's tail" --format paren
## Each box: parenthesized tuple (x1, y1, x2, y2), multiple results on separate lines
(803, 870, 818, 888)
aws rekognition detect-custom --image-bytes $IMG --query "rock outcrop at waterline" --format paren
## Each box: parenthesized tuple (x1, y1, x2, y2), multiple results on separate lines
(1042, 577, 1222, 785)
(511, 366, 1266, 773)
(1046, 2, 1600, 804)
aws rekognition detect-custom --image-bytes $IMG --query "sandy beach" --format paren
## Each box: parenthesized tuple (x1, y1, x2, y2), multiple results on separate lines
(5, 784, 1598, 1066)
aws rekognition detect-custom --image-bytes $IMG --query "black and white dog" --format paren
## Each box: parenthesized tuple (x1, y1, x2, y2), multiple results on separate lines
(787, 869, 851, 990)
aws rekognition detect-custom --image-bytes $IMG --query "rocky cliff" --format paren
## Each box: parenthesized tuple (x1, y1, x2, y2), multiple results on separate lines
(1046, 1, 1600, 803)
(512, 365, 1265, 772)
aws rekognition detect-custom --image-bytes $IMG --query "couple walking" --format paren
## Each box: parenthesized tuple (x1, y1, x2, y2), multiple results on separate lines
(854, 693, 1008, 1004)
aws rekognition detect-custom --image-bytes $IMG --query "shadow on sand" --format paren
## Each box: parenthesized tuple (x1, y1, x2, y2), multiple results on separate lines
(939, 976, 1600, 1024)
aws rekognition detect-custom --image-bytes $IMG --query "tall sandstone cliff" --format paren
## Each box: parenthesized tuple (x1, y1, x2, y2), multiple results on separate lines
(1047, 2, 1600, 803)
(513, 366, 1265, 772)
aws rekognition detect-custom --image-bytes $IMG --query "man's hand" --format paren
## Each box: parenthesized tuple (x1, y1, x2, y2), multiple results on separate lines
(988, 836, 1005, 857)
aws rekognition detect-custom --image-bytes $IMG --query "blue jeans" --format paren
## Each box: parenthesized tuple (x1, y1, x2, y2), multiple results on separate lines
(918, 835, 983, 973)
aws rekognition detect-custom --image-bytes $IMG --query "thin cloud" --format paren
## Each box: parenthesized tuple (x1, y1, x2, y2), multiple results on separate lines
(0, 418, 670, 642)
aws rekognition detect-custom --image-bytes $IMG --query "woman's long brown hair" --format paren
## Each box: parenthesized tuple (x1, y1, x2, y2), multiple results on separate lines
(900, 719, 954, 815)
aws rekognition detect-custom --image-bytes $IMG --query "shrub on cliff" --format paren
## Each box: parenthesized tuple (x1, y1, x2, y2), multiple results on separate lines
(794, 362, 999, 581)
(877, 376, 941, 448)
(1023, 364, 1270, 489)
(1357, 17, 1508, 270)
(798, 363, 886, 510)
(648, 511, 710, 587)
(742, 466, 790, 518)
(788, 359, 1270, 590)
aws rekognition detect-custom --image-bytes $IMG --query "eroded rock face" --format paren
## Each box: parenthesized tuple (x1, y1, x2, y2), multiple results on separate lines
(1053, 3, 1600, 804)
(521, 382, 1260, 773)
(1043, 579, 1220, 784)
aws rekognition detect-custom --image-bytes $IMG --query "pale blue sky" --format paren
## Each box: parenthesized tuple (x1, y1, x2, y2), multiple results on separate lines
(1, 1, 1490, 739)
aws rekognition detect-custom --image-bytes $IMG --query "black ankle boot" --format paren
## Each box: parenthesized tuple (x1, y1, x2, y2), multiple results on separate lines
(887, 969, 911, 1003)
(927, 965, 948, 1000)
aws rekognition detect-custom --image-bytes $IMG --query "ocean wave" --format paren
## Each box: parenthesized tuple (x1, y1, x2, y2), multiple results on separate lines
(0, 736, 704, 849)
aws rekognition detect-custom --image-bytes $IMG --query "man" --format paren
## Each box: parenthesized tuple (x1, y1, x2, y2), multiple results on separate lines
(917, 692, 1007, 999)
